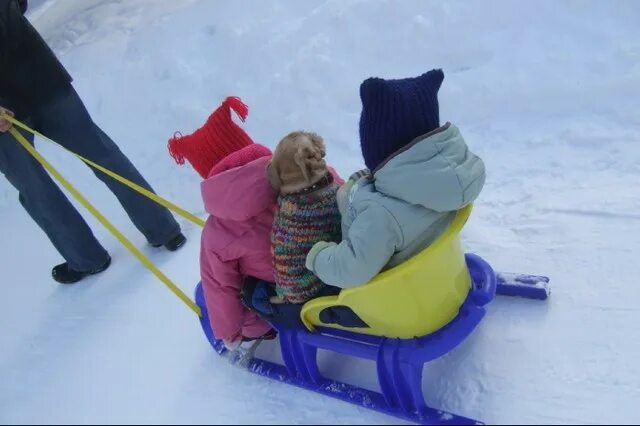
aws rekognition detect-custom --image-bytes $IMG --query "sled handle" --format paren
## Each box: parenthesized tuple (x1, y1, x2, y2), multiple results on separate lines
(466, 253, 497, 307)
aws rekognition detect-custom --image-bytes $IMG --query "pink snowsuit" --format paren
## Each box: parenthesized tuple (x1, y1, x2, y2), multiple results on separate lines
(200, 149, 276, 342)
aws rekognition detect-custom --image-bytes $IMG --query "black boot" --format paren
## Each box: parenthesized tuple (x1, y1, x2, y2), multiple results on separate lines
(151, 232, 187, 252)
(52, 256, 112, 284)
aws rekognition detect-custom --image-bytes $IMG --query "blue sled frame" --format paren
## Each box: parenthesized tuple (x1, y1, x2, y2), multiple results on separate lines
(195, 253, 549, 425)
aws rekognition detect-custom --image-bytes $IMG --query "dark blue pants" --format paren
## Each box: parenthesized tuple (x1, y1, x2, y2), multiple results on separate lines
(0, 87, 180, 271)
(241, 277, 341, 330)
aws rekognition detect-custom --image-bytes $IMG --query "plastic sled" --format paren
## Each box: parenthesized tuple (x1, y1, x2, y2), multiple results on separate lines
(194, 205, 549, 424)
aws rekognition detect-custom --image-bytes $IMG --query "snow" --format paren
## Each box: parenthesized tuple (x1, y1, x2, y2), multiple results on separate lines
(2, 0, 640, 424)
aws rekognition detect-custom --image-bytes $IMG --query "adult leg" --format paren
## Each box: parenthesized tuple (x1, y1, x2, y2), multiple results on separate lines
(33, 87, 182, 246)
(0, 125, 110, 273)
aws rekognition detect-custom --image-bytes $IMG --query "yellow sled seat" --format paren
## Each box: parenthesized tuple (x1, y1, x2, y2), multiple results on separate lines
(301, 205, 474, 339)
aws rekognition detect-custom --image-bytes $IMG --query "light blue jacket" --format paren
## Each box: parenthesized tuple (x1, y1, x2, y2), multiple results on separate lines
(306, 123, 485, 288)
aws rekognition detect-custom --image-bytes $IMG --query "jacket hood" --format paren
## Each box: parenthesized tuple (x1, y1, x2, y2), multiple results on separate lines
(201, 155, 277, 221)
(373, 123, 486, 212)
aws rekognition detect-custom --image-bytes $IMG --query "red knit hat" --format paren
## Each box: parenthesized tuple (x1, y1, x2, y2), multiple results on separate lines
(168, 96, 254, 178)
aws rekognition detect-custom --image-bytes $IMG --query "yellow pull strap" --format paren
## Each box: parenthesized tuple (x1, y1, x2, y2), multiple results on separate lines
(8, 126, 202, 317)
(2, 114, 205, 228)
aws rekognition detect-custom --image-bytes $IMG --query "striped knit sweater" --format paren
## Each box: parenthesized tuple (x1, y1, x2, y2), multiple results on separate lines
(271, 181, 342, 303)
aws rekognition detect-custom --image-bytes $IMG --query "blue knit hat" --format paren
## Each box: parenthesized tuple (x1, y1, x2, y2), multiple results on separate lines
(359, 69, 445, 171)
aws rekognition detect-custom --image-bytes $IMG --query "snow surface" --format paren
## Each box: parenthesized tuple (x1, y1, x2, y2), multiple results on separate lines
(1, 0, 640, 424)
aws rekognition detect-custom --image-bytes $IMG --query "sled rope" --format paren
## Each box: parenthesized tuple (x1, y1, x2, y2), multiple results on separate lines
(1, 114, 205, 228)
(7, 125, 202, 317)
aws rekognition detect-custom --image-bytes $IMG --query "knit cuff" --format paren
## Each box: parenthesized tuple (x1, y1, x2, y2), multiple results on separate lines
(306, 241, 337, 272)
(349, 169, 371, 183)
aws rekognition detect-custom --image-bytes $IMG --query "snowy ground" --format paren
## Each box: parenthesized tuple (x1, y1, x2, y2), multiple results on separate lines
(1, 0, 640, 424)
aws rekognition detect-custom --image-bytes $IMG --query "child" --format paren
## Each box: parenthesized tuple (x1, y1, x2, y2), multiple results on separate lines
(168, 96, 277, 350)
(242, 132, 344, 327)
(305, 69, 486, 288)
(266, 131, 343, 304)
